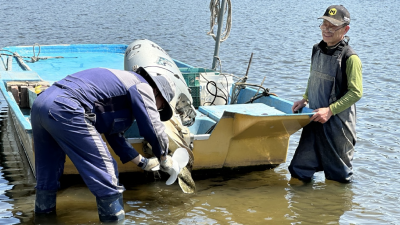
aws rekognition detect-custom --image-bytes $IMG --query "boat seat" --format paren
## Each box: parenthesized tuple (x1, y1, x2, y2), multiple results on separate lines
(198, 103, 285, 122)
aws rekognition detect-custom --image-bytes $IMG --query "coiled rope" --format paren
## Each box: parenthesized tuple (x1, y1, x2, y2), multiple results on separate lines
(207, 0, 232, 43)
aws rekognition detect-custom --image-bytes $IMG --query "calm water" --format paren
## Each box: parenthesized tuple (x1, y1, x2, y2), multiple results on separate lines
(1, 0, 399, 224)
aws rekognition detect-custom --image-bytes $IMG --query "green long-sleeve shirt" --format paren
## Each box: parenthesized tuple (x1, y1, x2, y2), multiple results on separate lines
(302, 55, 363, 115)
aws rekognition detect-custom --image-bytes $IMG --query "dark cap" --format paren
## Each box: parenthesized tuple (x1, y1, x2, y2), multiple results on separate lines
(137, 67, 176, 121)
(319, 5, 350, 26)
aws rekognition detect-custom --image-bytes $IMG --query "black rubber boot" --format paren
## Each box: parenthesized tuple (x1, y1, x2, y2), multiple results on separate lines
(96, 193, 125, 222)
(35, 189, 57, 214)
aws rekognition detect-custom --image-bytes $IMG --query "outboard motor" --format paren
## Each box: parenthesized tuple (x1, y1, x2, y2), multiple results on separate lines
(124, 39, 196, 126)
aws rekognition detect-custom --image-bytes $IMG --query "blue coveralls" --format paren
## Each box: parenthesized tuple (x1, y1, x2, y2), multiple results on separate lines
(31, 68, 169, 197)
(288, 40, 357, 183)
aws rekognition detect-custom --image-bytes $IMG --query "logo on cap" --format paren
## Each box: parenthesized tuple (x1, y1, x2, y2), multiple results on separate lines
(329, 8, 337, 15)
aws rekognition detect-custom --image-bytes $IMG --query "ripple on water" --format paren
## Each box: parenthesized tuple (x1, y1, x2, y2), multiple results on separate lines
(1, 0, 400, 224)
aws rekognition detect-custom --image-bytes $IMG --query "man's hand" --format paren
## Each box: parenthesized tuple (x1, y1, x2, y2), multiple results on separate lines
(310, 107, 333, 124)
(131, 155, 160, 171)
(160, 155, 174, 173)
(292, 99, 308, 113)
(142, 157, 160, 171)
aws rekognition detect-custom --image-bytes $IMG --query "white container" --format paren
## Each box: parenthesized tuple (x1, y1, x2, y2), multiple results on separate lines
(199, 74, 233, 106)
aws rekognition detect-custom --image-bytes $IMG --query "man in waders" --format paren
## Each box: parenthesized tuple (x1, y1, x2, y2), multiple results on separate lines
(31, 67, 177, 222)
(289, 5, 363, 183)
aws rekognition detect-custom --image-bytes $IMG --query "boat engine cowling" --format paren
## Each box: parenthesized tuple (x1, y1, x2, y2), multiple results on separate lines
(124, 39, 196, 126)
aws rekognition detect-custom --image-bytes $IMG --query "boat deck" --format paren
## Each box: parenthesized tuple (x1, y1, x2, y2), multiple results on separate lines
(3, 45, 127, 83)
(199, 103, 285, 122)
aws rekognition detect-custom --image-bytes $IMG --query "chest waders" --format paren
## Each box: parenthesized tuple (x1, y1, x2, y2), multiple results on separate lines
(288, 40, 357, 183)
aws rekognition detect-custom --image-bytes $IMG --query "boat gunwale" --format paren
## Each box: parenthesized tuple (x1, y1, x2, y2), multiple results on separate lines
(0, 81, 33, 133)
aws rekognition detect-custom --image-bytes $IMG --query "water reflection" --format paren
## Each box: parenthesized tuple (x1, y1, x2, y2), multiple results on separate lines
(120, 168, 354, 224)
(121, 168, 295, 224)
(286, 179, 354, 224)
(0, 111, 36, 224)
(0, 118, 356, 225)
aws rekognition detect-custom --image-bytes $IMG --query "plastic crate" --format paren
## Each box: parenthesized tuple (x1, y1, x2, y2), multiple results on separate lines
(179, 68, 219, 108)
(191, 96, 201, 109)
(184, 73, 200, 87)
(180, 68, 219, 86)
(188, 86, 201, 108)
(189, 86, 200, 97)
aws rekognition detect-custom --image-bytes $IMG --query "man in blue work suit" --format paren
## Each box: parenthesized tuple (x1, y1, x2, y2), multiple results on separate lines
(31, 67, 176, 222)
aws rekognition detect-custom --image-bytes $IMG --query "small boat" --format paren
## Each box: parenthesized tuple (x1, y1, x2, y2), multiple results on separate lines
(0, 42, 313, 177)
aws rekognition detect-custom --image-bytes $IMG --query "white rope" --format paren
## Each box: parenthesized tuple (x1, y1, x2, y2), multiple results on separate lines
(13, 52, 32, 71)
(207, 0, 232, 43)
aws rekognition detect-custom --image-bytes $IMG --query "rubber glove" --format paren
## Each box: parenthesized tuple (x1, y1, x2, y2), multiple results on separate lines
(140, 157, 160, 171)
(160, 155, 174, 174)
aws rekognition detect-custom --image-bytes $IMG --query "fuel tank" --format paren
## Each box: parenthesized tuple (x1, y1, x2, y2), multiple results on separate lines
(124, 39, 196, 126)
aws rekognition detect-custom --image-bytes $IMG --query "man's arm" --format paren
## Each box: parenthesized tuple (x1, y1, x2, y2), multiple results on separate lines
(128, 83, 169, 159)
(104, 132, 139, 164)
(329, 55, 363, 115)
